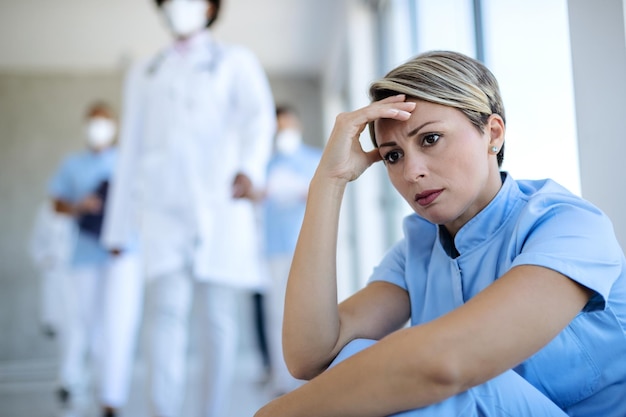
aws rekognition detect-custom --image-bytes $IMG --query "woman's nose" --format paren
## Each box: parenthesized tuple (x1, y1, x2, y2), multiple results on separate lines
(403, 153, 427, 182)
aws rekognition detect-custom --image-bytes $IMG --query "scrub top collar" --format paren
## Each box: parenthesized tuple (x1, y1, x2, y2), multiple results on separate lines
(439, 171, 524, 258)
(86, 146, 115, 160)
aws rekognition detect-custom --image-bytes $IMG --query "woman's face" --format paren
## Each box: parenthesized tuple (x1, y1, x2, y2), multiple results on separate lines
(375, 99, 504, 236)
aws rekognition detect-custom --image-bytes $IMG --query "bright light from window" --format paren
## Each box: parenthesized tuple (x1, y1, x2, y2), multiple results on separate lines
(483, 0, 581, 195)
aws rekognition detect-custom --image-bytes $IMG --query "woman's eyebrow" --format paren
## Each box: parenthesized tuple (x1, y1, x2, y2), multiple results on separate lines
(407, 120, 441, 137)
(378, 120, 442, 148)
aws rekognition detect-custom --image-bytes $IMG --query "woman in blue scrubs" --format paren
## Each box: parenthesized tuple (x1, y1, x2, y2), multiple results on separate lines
(255, 51, 626, 416)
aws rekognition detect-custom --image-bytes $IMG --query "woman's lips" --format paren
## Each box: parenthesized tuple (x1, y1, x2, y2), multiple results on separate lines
(415, 189, 443, 206)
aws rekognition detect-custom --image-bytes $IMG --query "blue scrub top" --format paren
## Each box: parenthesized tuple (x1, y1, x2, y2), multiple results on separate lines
(369, 172, 626, 415)
(49, 148, 117, 267)
(263, 145, 321, 256)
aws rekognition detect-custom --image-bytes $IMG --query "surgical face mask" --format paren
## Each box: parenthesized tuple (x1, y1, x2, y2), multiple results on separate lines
(85, 117, 116, 149)
(275, 129, 302, 155)
(162, 0, 209, 38)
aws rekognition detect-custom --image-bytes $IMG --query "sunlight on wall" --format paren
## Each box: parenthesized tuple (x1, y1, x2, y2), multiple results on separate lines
(483, 0, 581, 195)
(415, 0, 476, 57)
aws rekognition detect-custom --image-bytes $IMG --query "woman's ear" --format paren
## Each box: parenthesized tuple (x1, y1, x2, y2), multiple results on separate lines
(487, 114, 505, 151)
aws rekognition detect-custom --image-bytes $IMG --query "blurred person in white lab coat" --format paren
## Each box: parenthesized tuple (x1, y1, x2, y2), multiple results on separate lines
(261, 105, 322, 396)
(49, 102, 143, 417)
(102, 0, 276, 416)
(28, 200, 76, 339)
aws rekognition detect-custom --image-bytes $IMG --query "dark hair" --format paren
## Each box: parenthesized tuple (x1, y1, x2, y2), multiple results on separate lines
(276, 104, 299, 118)
(85, 100, 115, 119)
(154, 0, 221, 27)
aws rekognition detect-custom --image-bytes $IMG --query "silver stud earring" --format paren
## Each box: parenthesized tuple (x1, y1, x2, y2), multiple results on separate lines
(490, 146, 498, 153)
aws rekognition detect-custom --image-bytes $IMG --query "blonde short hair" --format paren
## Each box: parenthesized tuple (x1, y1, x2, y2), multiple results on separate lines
(369, 50, 505, 166)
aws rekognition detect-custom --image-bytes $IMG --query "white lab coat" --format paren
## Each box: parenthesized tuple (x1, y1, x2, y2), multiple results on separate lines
(103, 31, 275, 287)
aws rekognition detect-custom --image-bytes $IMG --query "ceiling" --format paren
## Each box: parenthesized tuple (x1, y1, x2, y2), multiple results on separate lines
(0, 0, 344, 77)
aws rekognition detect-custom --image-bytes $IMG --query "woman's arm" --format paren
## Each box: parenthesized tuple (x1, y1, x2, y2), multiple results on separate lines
(282, 96, 416, 379)
(258, 264, 592, 417)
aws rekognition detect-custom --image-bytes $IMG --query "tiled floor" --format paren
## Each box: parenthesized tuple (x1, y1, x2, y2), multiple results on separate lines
(0, 350, 275, 417)
(0, 283, 277, 417)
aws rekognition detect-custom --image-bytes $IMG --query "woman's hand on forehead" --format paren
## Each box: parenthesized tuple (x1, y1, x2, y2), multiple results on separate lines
(370, 94, 416, 122)
(315, 95, 416, 184)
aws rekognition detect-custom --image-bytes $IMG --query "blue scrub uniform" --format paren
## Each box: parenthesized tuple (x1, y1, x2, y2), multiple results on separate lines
(49, 148, 117, 266)
(334, 173, 626, 416)
(49, 148, 143, 407)
(263, 144, 322, 257)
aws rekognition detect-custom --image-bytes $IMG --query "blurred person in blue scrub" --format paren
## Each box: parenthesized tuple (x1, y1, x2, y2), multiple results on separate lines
(49, 102, 143, 417)
(261, 105, 321, 396)
(255, 51, 626, 417)
(102, 1, 275, 416)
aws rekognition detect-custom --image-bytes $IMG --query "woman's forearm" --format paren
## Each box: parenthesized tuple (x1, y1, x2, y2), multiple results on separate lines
(256, 329, 460, 417)
(282, 174, 349, 379)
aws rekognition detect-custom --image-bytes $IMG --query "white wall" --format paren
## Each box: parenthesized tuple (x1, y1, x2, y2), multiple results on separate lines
(415, 0, 476, 57)
(0, 1, 169, 71)
(568, 0, 626, 248)
(484, 0, 581, 195)
(0, 0, 342, 76)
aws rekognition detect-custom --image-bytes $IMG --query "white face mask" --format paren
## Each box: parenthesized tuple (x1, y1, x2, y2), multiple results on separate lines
(86, 117, 116, 149)
(275, 129, 302, 155)
(162, 0, 209, 38)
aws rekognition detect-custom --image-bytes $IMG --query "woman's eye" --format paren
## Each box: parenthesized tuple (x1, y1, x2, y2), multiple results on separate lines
(422, 133, 441, 147)
(383, 150, 403, 164)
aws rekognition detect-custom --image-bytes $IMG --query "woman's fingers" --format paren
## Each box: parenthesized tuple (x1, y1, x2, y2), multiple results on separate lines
(376, 94, 417, 114)
(330, 96, 415, 146)
(318, 96, 416, 182)
(377, 93, 412, 105)
(358, 95, 416, 124)
(341, 95, 415, 134)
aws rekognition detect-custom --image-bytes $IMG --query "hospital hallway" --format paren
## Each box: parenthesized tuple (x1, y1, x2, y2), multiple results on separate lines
(0, 285, 276, 417)
(2, 0, 626, 416)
